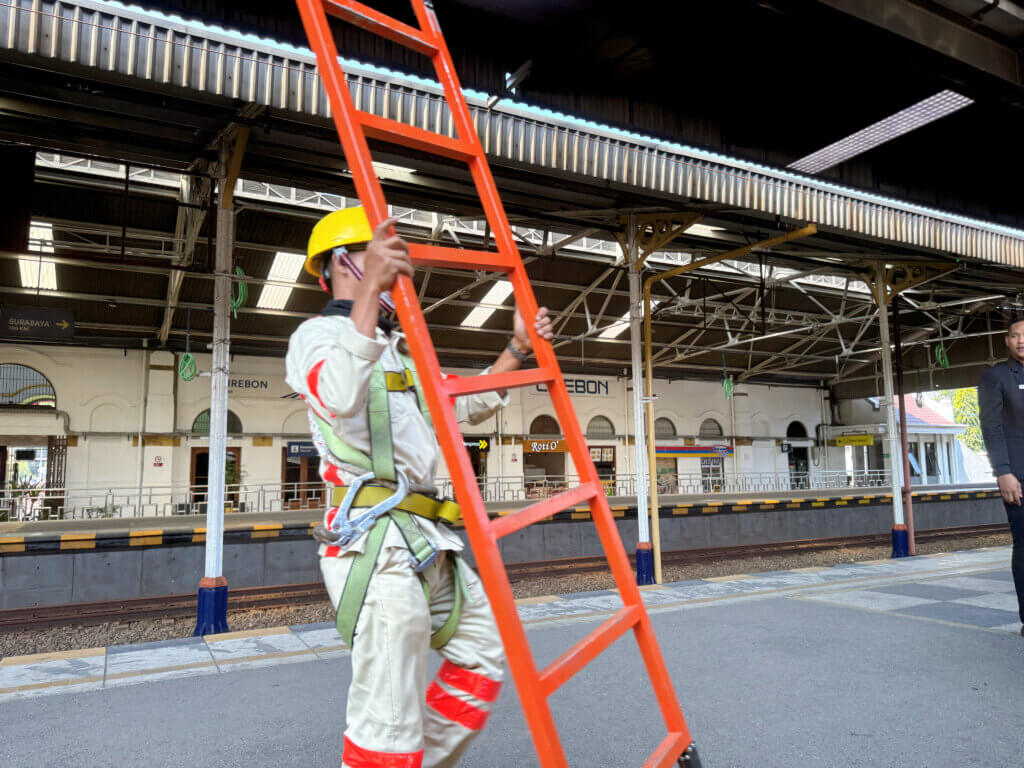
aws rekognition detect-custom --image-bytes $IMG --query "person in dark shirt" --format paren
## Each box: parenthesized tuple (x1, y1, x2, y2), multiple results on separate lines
(979, 314, 1024, 636)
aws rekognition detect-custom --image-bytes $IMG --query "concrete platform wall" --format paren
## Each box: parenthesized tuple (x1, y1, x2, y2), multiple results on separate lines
(0, 497, 1007, 609)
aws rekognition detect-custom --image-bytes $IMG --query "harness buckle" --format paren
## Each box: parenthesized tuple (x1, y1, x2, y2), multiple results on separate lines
(325, 471, 409, 548)
(411, 545, 439, 573)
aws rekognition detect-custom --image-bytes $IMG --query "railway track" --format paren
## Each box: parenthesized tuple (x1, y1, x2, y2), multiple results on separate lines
(0, 523, 1008, 633)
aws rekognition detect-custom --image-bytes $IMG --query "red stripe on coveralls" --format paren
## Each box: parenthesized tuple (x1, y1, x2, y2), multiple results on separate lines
(342, 736, 423, 767)
(426, 682, 490, 730)
(306, 359, 331, 414)
(436, 660, 502, 703)
(323, 507, 341, 557)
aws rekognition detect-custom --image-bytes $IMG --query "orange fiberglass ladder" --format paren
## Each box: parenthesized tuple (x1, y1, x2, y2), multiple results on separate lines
(295, 2, 702, 765)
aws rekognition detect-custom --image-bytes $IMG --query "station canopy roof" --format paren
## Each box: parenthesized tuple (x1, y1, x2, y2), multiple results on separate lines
(1, 0, 1023, 400)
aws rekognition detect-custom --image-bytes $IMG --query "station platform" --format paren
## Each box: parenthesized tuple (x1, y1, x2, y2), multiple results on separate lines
(2, 546, 1021, 767)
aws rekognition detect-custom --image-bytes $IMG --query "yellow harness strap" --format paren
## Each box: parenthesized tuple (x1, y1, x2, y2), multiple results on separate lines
(331, 485, 461, 525)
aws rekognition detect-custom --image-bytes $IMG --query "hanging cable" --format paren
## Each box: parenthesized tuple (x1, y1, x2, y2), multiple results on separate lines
(178, 308, 198, 382)
(934, 306, 950, 369)
(231, 265, 248, 319)
(721, 351, 734, 399)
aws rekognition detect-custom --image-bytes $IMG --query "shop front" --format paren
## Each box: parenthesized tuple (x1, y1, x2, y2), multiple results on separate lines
(655, 444, 734, 493)
(522, 437, 567, 498)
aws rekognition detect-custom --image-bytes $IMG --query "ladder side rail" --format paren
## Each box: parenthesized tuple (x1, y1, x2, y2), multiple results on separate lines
(411, 0, 528, 271)
(633, 611, 690, 738)
(411, 3, 694, 753)
(388, 270, 569, 768)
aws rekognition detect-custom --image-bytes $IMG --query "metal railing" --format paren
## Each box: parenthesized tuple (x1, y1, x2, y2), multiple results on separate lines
(0, 470, 895, 521)
(0, 481, 329, 522)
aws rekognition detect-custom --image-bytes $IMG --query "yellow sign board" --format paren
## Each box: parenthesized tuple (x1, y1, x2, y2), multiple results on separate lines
(522, 439, 567, 453)
(836, 434, 874, 447)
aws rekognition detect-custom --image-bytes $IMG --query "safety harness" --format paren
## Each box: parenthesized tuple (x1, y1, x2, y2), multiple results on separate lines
(311, 354, 467, 649)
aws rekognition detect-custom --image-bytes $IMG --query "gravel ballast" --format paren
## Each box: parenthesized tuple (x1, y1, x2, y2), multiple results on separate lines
(0, 533, 1011, 658)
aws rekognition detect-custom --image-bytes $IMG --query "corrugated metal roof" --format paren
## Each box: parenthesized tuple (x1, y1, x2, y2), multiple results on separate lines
(4, 0, 1024, 270)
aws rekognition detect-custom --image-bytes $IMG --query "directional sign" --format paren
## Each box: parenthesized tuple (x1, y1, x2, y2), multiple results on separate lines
(836, 434, 874, 447)
(287, 441, 318, 458)
(463, 438, 489, 451)
(0, 307, 74, 340)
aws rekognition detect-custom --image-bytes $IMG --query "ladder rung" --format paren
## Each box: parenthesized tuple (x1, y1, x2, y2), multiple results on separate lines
(322, 0, 439, 56)
(359, 113, 477, 162)
(444, 367, 553, 398)
(490, 483, 599, 539)
(538, 604, 643, 698)
(642, 732, 690, 768)
(408, 243, 519, 271)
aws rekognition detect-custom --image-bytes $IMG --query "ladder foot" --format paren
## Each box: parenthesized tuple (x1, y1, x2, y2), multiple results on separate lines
(678, 742, 702, 768)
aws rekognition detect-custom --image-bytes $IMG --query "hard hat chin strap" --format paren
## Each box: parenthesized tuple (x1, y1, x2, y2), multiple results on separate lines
(330, 247, 396, 314)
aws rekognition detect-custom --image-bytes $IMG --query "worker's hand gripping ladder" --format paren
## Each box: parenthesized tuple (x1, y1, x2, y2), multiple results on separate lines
(294, 2, 702, 765)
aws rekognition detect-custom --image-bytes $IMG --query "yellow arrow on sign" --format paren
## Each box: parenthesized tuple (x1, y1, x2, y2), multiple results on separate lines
(57, 320, 69, 330)
(478, 439, 489, 451)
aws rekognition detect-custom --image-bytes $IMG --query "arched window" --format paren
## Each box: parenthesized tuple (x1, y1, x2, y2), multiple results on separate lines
(786, 421, 808, 438)
(699, 418, 723, 440)
(192, 409, 243, 435)
(529, 415, 560, 436)
(654, 417, 676, 438)
(0, 363, 56, 408)
(586, 415, 615, 439)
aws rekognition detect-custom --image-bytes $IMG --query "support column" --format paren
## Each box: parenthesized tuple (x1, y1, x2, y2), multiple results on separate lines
(873, 272, 908, 558)
(891, 298, 916, 555)
(195, 127, 248, 636)
(626, 217, 653, 584)
(917, 440, 928, 486)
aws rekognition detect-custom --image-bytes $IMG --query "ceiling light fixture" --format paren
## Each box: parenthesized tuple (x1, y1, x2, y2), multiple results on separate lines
(789, 90, 973, 175)
(462, 281, 514, 328)
(19, 222, 57, 290)
(257, 251, 306, 310)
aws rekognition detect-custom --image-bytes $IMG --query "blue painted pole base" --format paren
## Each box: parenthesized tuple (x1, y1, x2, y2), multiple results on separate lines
(636, 544, 655, 585)
(891, 527, 909, 559)
(194, 578, 229, 636)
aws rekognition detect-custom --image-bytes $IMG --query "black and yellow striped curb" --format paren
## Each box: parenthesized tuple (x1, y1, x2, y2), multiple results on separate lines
(0, 489, 1001, 556)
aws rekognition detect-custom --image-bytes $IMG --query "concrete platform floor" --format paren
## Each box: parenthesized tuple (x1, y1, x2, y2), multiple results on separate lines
(2, 547, 1022, 767)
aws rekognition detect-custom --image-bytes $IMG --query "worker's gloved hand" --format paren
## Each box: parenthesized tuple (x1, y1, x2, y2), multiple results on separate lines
(998, 473, 1023, 506)
(512, 306, 554, 354)
(364, 216, 414, 294)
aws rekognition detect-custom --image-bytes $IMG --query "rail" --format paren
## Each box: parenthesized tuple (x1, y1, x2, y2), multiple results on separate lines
(0, 470, 896, 521)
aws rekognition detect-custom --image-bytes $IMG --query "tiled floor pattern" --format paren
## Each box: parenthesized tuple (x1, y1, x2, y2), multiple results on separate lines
(1, 546, 1018, 703)
(797, 568, 1021, 632)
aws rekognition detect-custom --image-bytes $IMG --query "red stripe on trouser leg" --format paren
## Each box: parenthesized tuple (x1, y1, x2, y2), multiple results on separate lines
(342, 736, 423, 768)
(436, 660, 502, 703)
(425, 682, 489, 730)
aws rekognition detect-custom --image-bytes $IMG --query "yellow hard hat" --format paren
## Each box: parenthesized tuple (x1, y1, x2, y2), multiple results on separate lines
(304, 206, 374, 277)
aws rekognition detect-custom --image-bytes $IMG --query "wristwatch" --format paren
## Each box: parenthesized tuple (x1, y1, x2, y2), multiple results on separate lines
(506, 339, 531, 362)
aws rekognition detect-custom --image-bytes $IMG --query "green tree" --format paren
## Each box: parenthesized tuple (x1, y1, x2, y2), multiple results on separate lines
(937, 388, 984, 453)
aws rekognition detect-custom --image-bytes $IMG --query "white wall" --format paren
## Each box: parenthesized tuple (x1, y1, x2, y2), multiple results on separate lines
(1, 344, 833, 488)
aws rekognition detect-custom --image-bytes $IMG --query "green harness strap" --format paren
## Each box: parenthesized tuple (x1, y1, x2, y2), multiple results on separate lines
(367, 367, 397, 482)
(317, 355, 460, 648)
(400, 353, 433, 431)
(335, 512, 465, 650)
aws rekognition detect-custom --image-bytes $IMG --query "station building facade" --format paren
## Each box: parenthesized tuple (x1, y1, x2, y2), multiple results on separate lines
(2, 343, 968, 508)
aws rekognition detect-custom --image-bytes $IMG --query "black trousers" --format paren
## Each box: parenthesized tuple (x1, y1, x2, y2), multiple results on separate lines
(1006, 501, 1024, 623)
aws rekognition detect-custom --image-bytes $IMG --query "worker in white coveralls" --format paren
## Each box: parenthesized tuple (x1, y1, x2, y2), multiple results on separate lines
(286, 206, 553, 768)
